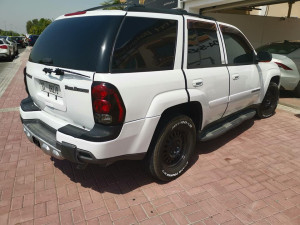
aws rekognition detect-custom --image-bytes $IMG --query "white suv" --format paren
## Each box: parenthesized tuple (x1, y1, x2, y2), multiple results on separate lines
(20, 5, 280, 181)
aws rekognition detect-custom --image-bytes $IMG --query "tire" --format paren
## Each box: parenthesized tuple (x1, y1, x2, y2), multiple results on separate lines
(6, 53, 13, 62)
(257, 82, 279, 118)
(294, 81, 300, 97)
(145, 115, 196, 182)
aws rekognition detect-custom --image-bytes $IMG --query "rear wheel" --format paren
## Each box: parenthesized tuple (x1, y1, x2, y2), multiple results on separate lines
(145, 115, 196, 181)
(7, 53, 13, 62)
(257, 82, 279, 118)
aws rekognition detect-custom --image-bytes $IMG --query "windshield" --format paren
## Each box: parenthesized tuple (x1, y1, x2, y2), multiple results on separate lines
(257, 42, 300, 54)
(29, 16, 123, 73)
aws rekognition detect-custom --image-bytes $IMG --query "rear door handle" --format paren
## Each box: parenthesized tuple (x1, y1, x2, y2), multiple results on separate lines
(193, 79, 203, 87)
(232, 74, 239, 80)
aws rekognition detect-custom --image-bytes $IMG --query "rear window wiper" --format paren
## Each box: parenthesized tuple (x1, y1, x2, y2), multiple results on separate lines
(42, 67, 90, 78)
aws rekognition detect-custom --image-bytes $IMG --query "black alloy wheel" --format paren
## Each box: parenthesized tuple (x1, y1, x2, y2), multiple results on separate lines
(257, 82, 279, 118)
(146, 115, 196, 181)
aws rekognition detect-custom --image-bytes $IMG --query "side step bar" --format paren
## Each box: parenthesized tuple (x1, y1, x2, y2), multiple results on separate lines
(199, 109, 256, 142)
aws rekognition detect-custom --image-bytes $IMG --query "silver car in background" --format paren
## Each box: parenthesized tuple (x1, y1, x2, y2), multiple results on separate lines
(0, 38, 14, 61)
(257, 41, 300, 97)
(0, 36, 18, 56)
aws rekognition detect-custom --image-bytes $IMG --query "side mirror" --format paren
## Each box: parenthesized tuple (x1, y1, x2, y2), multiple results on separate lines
(256, 51, 272, 62)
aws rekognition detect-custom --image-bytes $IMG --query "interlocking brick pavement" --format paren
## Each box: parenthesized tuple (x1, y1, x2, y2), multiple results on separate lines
(0, 49, 299, 224)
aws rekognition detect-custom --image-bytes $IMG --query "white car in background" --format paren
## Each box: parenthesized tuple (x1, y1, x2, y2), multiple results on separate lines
(0, 36, 18, 56)
(257, 41, 300, 97)
(0, 38, 14, 61)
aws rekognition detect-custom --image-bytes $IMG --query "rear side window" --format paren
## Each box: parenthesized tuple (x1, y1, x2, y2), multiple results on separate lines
(221, 25, 255, 65)
(111, 17, 178, 73)
(0, 40, 3, 44)
(187, 20, 221, 69)
(29, 16, 123, 72)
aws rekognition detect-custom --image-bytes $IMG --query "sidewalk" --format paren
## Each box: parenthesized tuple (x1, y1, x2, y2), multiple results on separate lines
(0, 52, 299, 225)
(0, 48, 30, 111)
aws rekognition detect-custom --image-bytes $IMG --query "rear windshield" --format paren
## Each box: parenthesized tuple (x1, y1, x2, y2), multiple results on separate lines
(257, 43, 300, 54)
(29, 16, 123, 72)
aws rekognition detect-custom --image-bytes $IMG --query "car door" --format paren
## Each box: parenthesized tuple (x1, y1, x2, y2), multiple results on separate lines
(218, 23, 261, 116)
(183, 16, 230, 128)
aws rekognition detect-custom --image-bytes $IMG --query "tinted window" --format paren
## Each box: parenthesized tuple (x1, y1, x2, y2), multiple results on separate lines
(257, 42, 300, 55)
(187, 20, 221, 69)
(221, 25, 254, 65)
(0, 40, 3, 44)
(111, 17, 178, 73)
(1, 39, 8, 44)
(29, 16, 123, 72)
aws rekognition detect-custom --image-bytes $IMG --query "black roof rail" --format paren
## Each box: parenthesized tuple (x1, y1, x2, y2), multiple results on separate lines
(84, 3, 140, 11)
(84, 4, 216, 21)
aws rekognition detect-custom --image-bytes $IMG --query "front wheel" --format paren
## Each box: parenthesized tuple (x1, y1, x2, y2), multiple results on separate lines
(257, 82, 279, 118)
(145, 115, 196, 181)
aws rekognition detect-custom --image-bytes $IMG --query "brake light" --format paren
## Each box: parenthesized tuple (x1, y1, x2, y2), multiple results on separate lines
(65, 11, 86, 16)
(92, 82, 125, 125)
(275, 62, 292, 70)
(0, 45, 8, 49)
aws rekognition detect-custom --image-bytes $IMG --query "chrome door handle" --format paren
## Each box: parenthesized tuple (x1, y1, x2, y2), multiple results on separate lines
(232, 75, 239, 80)
(193, 79, 203, 87)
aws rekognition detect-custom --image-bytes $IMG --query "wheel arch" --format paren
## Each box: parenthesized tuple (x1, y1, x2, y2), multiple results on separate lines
(146, 102, 203, 155)
(260, 68, 281, 102)
(159, 101, 203, 131)
(270, 76, 280, 86)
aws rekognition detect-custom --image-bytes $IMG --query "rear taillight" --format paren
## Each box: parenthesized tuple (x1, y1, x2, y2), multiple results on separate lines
(65, 11, 86, 16)
(92, 82, 125, 125)
(275, 62, 292, 70)
(0, 45, 8, 49)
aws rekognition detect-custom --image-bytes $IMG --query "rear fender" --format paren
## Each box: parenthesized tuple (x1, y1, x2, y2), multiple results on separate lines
(145, 90, 188, 118)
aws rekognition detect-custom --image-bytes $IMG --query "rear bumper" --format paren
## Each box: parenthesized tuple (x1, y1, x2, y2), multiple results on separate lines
(279, 70, 300, 91)
(20, 97, 159, 165)
(0, 53, 9, 57)
(22, 119, 145, 165)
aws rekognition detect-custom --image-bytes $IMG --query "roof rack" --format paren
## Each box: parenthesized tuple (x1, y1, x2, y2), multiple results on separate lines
(84, 4, 215, 21)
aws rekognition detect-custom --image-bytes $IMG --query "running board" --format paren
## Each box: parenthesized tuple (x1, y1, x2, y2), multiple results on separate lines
(199, 110, 256, 142)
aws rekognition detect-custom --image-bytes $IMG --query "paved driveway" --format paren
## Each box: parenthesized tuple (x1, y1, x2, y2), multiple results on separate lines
(0, 49, 299, 225)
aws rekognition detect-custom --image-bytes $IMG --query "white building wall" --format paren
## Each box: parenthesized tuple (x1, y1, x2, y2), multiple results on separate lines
(205, 12, 300, 48)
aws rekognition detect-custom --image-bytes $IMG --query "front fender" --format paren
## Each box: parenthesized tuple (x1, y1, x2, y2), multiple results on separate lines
(258, 62, 281, 102)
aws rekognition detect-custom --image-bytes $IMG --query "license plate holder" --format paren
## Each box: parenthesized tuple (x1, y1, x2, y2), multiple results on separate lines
(39, 80, 61, 97)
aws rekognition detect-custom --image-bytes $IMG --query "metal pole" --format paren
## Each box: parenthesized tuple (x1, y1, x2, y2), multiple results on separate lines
(287, 1, 294, 18)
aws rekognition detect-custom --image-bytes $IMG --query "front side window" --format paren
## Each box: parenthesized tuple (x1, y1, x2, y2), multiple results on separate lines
(221, 25, 255, 65)
(111, 17, 178, 73)
(187, 20, 221, 69)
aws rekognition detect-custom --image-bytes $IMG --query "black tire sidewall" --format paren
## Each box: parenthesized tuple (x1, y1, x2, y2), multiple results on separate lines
(258, 82, 279, 118)
(151, 116, 196, 181)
